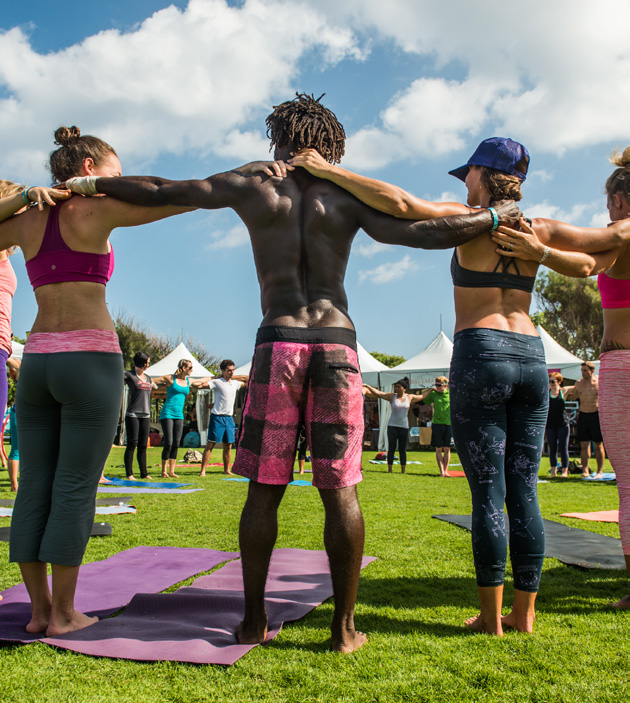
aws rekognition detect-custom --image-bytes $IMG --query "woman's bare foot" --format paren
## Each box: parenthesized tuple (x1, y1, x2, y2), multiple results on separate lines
(161, 473, 168, 478)
(143, 475, 153, 480)
(609, 594, 630, 609)
(236, 615, 268, 645)
(501, 610, 535, 633)
(126, 475, 136, 481)
(26, 608, 51, 634)
(465, 613, 503, 636)
(581, 469, 591, 478)
(46, 610, 99, 637)
(594, 471, 603, 479)
(199, 471, 206, 477)
(224, 470, 235, 476)
(168, 473, 179, 478)
(331, 629, 368, 653)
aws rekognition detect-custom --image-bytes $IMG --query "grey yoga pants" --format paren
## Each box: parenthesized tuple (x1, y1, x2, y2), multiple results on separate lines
(9, 351, 123, 566)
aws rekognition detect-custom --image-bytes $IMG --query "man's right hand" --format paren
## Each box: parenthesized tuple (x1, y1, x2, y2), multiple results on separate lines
(63, 176, 101, 196)
(235, 161, 293, 178)
(492, 200, 520, 227)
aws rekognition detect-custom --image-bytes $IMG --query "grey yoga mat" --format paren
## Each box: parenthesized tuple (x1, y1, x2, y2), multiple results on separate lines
(433, 514, 626, 570)
(44, 548, 376, 665)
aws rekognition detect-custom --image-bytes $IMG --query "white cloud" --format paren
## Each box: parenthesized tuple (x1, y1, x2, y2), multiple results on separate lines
(205, 223, 250, 250)
(522, 200, 601, 227)
(358, 254, 418, 284)
(353, 236, 390, 258)
(322, 0, 630, 164)
(590, 210, 611, 228)
(0, 0, 363, 181)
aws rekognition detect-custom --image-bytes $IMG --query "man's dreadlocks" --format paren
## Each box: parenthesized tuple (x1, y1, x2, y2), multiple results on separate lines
(266, 93, 345, 164)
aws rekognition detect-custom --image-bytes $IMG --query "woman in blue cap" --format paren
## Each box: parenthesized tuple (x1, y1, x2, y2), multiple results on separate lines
(273, 137, 630, 636)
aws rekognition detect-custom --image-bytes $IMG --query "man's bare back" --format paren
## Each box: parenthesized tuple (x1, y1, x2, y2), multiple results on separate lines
(566, 372, 599, 413)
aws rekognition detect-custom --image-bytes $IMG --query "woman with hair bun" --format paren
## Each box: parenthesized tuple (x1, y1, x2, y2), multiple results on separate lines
(362, 377, 424, 473)
(492, 145, 630, 610)
(545, 372, 573, 478)
(0, 126, 193, 635)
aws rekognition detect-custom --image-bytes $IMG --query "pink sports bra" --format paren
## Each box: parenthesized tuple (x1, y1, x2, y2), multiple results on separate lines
(598, 271, 630, 309)
(25, 200, 114, 290)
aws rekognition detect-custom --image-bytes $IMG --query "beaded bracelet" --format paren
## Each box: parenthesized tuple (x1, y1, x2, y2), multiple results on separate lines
(488, 206, 499, 231)
(21, 187, 31, 205)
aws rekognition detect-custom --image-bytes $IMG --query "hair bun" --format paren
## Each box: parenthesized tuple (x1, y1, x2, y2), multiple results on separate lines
(54, 125, 81, 147)
(610, 146, 630, 169)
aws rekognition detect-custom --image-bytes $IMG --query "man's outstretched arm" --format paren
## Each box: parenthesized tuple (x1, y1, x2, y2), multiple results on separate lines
(357, 200, 519, 250)
(65, 172, 246, 210)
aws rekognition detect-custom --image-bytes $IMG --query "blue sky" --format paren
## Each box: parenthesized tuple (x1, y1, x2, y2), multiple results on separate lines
(1, 1, 627, 365)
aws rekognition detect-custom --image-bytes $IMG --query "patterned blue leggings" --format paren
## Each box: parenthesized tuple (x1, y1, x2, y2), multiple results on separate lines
(450, 329, 548, 592)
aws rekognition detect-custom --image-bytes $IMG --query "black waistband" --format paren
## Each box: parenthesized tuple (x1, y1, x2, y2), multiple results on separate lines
(255, 325, 357, 351)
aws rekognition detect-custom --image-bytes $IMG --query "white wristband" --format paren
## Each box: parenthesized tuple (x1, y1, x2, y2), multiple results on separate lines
(64, 176, 101, 196)
(539, 246, 551, 264)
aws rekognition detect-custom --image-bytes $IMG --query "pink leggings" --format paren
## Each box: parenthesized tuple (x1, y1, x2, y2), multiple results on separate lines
(599, 351, 630, 554)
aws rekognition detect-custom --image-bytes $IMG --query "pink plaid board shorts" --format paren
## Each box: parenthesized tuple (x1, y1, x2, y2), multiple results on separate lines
(232, 326, 364, 489)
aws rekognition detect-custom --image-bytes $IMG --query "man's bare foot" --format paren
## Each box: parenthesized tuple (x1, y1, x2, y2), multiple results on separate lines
(46, 610, 99, 637)
(236, 616, 268, 645)
(331, 629, 367, 653)
(169, 473, 179, 478)
(501, 610, 535, 633)
(465, 614, 503, 636)
(609, 594, 630, 609)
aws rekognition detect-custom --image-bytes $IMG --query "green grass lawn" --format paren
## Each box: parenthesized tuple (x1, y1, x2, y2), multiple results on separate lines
(0, 448, 626, 703)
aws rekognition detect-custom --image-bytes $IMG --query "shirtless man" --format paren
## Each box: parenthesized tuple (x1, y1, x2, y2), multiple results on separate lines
(65, 94, 518, 652)
(565, 361, 605, 478)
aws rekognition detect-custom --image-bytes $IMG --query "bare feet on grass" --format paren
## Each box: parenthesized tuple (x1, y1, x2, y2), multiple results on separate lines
(236, 615, 268, 645)
(501, 611, 535, 633)
(169, 473, 179, 478)
(224, 470, 235, 476)
(199, 471, 206, 477)
(46, 610, 98, 637)
(331, 628, 367, 653)
(465, 613, 503, 636)
(609, 594, 630, 609)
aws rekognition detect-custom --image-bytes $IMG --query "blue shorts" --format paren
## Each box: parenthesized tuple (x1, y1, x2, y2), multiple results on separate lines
(208, 414, 236, 444)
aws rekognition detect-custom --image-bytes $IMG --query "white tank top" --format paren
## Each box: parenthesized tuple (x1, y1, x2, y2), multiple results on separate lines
(389, 395, 410, 429)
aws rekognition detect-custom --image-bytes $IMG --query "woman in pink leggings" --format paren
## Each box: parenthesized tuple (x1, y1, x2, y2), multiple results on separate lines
(492, 146, 630, 609)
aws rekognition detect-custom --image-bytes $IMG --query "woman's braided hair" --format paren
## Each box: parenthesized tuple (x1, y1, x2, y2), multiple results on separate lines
(266, 93, 346, 164)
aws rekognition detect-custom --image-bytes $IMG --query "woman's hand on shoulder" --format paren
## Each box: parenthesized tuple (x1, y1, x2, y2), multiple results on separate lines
(27, 186, 71, 210)
(491, 217, 545, 261)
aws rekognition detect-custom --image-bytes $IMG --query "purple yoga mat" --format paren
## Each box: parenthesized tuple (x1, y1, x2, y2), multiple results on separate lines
(44, 548, 376, 665)
(0, 546, 239, 643)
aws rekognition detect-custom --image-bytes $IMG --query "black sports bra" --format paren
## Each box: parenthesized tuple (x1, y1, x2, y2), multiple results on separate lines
(450, 250, 536, 294)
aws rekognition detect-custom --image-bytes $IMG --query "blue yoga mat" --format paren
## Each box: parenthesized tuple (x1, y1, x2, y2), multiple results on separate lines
(222, 478, 313, 486)
(98, 487, 203, 495)
(104, 476, 192, 489)
(582, 473, 616, 482)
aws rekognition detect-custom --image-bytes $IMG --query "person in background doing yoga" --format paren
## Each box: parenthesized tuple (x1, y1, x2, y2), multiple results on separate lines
(491, 145, 630, 609)
(2, 126, 192, 635)
(7, 357, 21, 492)
(417, 376, 452, 477)
(362, 378, 424, 473)
(123, 351, 158, 480)
(154, 359, 206, 478)
(546, 372, 573, 478)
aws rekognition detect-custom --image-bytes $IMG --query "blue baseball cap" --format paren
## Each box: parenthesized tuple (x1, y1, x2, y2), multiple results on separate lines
(448, 137, 530, 182)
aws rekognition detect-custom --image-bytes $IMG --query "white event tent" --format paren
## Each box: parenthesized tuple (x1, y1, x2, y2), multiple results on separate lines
(11, 340, 24, 360)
